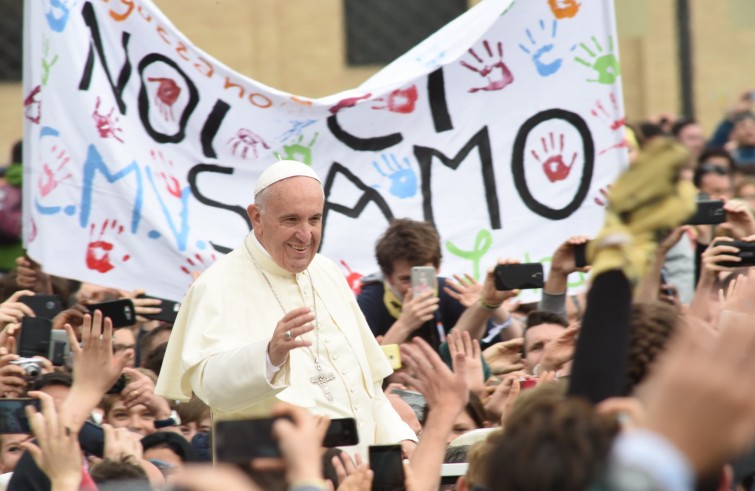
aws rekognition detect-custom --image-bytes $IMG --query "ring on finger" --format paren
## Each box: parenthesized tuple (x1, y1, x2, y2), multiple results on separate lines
(284, 330, 292, 341)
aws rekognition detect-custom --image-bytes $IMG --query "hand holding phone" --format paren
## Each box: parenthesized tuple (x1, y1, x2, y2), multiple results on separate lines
(410, 266, 437, 298)
(494, 263, 544, 290)
(18, 317, 52, 358)
(18, 295, 63, 319)
(369, 444, 405, 491)
(684, 200, 726, 225)
(712, 239, 755, 268)
(86, 299, 135, 328)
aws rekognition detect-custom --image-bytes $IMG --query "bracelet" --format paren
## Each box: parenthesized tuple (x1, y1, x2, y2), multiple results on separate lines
(479, 298, 503, 310)
(154, 410, 181, 429)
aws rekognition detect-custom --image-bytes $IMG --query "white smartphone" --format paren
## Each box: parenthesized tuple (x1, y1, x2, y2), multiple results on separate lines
(411, 266, 437, 297)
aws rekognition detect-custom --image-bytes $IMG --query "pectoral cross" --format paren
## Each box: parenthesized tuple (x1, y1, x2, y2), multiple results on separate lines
(310, 363, 336, 401)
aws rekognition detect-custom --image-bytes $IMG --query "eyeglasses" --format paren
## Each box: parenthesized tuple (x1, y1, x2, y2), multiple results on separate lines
(697, 163, 729, 176)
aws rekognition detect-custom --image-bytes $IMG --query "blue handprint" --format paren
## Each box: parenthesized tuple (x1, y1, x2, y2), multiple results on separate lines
(44, 0, 76, 32)
(373, 154, 418, 199)
(519, 19, 562, 77)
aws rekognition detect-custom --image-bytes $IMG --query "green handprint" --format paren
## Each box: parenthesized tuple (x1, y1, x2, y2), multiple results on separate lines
(574, 36, 621, 84)
(445, 229, 493, 280)
(277, 132, 319, 166)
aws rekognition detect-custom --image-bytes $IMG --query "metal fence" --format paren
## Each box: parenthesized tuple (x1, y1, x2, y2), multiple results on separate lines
(344, 0, 467, 65)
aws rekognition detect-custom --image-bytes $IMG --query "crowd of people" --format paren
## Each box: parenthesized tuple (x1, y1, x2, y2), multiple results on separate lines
(0, 89, 755, 491)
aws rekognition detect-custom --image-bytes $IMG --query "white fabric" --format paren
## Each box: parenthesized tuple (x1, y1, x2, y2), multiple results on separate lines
(156, 233, 416, 447)
(254, 160, 322, 198)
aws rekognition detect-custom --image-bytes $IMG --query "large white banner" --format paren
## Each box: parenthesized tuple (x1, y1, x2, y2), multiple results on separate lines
(24, 0, 627, 301)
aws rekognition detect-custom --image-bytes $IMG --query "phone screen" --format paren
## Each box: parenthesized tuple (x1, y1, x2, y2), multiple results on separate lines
(18, 295, 63, 319)
(323, 418, 359, 447)
(214, 418, 283, 462)
(0, 399, 41, 434)
(86, 299, 135, 328)
(18, 317, 52, 358)
(494, 263, 544, 290)
(369, 444, 405, 491)
(410, 266, 437, 297)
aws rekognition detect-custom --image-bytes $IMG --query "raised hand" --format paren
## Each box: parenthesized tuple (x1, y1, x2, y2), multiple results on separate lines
(447, 330, 484, 395)
(482, 338, 524, 375)
(396, 290, 439, 333)
(267, 307, 315, 366)
(0, 290, 36, 329)
(443, 273, 482, 308)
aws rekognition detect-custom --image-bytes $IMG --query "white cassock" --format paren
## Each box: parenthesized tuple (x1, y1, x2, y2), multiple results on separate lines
(156, 233, 416, 448)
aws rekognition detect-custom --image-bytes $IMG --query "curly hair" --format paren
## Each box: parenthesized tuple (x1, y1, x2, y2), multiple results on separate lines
(623, 301, 679, 396)
(375, 218, 441, 276)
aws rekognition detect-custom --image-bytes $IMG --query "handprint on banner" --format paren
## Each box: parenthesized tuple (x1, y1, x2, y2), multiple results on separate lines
(573, 36, 621, 84)
(371, 85, 419, 114)
(531, 132, 577, 183)
(593, 185, 611, 206)
(43, 0, 77, 32)
(278, 119, 317, 142)
(329, 94, 372, 115)
(278, 133, 319, 166)
(85, 219, 131, 274)
(340, 260, 364, 295)
(147, 77, 181, 122)
(93, 97, 125, 143)
(227, 129, 270, 160)
(24, 86, 42, 125)
(519, 19, 562, 77)
(150, 150, 182, 198)
(590, 93, 629, 155)
(548, 0, 581, 19)
(460, 40, 514, 93)
(41, 38, 59, 86)
(180, 252, 217, 276)
(372, 153, 418, 199)
(38, 145, 72, 198)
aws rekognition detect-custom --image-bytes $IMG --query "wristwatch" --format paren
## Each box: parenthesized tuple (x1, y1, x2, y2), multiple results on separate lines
(154, 410, 181, 429)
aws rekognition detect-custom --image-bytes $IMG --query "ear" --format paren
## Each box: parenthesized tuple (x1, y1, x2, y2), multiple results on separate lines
(456, 475, 468, 491)
(247, 204, 261, 230)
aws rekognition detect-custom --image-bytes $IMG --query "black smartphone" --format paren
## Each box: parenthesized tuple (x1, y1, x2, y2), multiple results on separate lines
(18, 317, 52, 358)
(0, 399, 41, 434)
(494, 263, 544, 290)
(214, 417, 285, 462)
(18, 295, 63, 319)
(86, 299, 135, 328)
(48, 329, 70, 367)
(369, 444, 405, 491)
(79, 420, 105, 457)
(573, 242, 589, 269)
(136, 294, 181, 324)
(106, 374, 127, 395)
(323, 417, 359, 447)
(684, 200, 726, 225)
(713, 240, 755, 268)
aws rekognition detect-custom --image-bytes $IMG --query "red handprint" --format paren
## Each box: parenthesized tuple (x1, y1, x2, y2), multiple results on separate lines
(92, 97, 124, 143)
(329, 93, 372, 115)
(147, 77, 181, 122)
(591, 94, 629, 155)
(150, 149, 181, 198)
(38, 145, 72, 198)
(371, 85, 418, 114)
(180, 252, 217, 276)
(86, 219, 130, 273)
(593, 185, 611, 206)
(340, 260, 363, 295)
(227, 129, 270, 160)
(531, 132, 577, 183)
(460, 40, 514, 93)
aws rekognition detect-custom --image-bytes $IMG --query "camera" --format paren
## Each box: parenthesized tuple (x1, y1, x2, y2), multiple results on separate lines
(10, 359, 43, 379)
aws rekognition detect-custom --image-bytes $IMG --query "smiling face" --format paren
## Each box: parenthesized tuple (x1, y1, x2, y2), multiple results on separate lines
(248, 176, 324, 274)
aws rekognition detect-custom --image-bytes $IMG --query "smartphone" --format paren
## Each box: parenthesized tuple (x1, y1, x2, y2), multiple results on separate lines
(494, 263, 544, 290)
(48, 329, 70, 367)
(713, 240, 755, 268)
(410, 266, 437, 297)
(79, 420, 105, 457)
(573, 242, 589, 269)
(136, 294, 181, 324)
(369, 444, 405, 491)
(0, 399, 41, 434)
(87, 299, 135, 328)
(381, 344, 402, 370)
(684, 200, 726, 225)
(18, 295, 63, 319)
(323, 417, 359, 447)
(17, 317, 52, 358)
(214, 417, 286, 461)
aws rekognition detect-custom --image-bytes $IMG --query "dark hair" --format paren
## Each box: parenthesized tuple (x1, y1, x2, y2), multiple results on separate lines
(89, 456, 150, 491)
(138, 324, 172, 363)
(623, 302, 679, 395)
(141, 431, 197, 462)
(698, 147, 736, 169)
(522, 311, 568, 355)
(10, 140, 22, 165)
(142, 342, 168, 376)
(175, 396, 210, 425)
(30, 372, 73, 391)
(693, 163, 730, 188)
(375, 218, 442, 276)
(637, 122, 667, 140)
(671, 118, 698, 138)
(484, 397, 618, 491)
